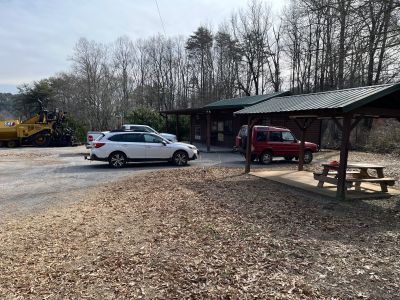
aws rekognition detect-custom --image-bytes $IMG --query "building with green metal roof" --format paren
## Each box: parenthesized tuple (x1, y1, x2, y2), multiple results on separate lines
(235, 83, 400, 116)
(160, 90, 319, 150)
(204, 91, 290, 110)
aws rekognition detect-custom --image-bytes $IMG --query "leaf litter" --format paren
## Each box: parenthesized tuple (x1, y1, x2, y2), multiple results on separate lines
(0, 167, 399, 299)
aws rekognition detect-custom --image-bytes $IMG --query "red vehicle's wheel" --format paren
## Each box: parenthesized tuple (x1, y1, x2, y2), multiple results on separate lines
(260, 151, 273, 165)
(304, 150, 313, 164)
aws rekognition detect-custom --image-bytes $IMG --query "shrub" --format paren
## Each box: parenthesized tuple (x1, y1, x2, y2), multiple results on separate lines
(125, 107, 190, 141)
(364, 119, 400, 155)
(125, 107, 165, 132)
(66, 116, 87, 143)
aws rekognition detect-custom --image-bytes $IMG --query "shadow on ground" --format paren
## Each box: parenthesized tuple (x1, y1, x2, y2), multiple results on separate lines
(182, 169, 400, 246)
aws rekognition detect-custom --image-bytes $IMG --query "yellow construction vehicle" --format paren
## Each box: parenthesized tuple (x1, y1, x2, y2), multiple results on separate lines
(0, 100, 75, 147)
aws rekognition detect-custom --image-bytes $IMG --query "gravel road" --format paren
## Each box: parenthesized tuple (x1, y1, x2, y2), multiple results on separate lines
(2, 146, 397, 216)
(0, 146, 253, 216)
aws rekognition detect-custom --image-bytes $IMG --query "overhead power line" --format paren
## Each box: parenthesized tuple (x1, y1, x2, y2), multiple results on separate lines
(154, 0, 167, 36)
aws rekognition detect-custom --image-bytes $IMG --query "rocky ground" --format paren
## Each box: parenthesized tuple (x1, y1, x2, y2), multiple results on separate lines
(1, 167, 399, 299)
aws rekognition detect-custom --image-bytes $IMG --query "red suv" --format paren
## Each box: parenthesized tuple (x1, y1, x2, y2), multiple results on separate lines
(235, 125, 318, 164)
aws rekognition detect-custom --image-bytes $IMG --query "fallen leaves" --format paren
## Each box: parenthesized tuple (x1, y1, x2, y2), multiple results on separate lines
(0, 167, 399, 299)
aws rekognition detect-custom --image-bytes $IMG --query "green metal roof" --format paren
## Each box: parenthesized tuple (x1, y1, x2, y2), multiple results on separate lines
(204, 91, 290, 109)
(235, 83, 400, 115)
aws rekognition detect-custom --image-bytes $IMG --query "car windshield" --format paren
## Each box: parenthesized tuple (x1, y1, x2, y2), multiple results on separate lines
(145, 127, 158, 134)
(125, 125, 159, 134)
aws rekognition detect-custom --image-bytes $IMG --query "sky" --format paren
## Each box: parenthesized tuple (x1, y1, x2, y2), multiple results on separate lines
(0, 0, 286, 94)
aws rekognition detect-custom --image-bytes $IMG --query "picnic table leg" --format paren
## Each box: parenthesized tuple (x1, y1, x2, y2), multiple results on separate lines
(376, 168, 388, 192)
(317, 167, 329, 187)
(354, 168, 369, 191)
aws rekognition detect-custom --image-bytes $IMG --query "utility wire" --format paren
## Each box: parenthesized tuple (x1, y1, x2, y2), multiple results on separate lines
(154, 0, 167, 36)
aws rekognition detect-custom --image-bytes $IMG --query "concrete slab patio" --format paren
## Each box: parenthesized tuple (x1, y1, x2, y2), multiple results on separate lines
(251, 170, 400, 200)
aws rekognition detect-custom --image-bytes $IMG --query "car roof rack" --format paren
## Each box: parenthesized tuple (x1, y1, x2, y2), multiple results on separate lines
(110, 129, 150, 133)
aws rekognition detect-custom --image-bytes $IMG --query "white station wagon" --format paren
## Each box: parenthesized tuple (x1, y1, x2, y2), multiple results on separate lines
(86, 131, 198, 168)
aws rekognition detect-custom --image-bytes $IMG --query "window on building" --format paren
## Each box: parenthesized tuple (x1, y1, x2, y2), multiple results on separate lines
(224, 120, 233, 133)
(195, 126, 201, 140)
(218, 121, 224, 131)
(212, 121, 218, 132)
(218, 133, 224, 142)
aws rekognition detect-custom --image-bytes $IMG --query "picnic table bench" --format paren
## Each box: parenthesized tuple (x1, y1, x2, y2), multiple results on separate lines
(314, 163, 395, 192)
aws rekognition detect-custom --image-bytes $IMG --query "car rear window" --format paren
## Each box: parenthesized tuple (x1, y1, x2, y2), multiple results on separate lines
(239, 127, 247, 137)
(124, 133, 144, 142)
(129, 126, 156, 133)
(108, 134, 125, 142)
(256, 131, 268, 142)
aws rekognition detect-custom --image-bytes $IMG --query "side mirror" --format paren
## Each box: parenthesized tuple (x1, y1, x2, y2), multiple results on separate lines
(162, 141, 167, 146)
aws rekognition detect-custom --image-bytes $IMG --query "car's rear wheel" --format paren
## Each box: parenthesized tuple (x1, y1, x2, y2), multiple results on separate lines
(304, 150, 313, 164)
(108, 152, 127, 168)
(173, 150, 188, 166)
(260, 151, 273, 165)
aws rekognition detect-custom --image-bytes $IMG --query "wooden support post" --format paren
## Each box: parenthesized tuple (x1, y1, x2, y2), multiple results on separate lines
(245, 115, 253, 174)
(206, 111, 211, 152)
(163, 114, 168, 132)
(336, 114, 353, 200)
(189, 114, 193, 144)
(175, 113, 179, 141)
(293, 118, 314, 171)
(298, 126, 306, 171)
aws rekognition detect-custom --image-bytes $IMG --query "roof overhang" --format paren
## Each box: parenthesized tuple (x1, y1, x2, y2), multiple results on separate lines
(235, 84, 400, 119)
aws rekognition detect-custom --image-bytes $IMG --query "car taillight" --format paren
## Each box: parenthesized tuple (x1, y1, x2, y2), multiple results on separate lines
(88, 135, 93, 142)
(94, 142, 105, 148)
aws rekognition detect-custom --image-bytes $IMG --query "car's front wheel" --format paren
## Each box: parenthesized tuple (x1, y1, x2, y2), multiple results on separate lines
(173, 150, 188, 166)
(108, 152, 127, 168)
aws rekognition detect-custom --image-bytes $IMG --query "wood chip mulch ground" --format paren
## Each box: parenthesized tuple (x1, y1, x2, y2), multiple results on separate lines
(1, 167, 400, 299)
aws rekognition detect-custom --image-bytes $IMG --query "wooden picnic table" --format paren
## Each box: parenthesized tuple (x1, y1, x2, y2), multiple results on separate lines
(314, 162, 395, 193)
